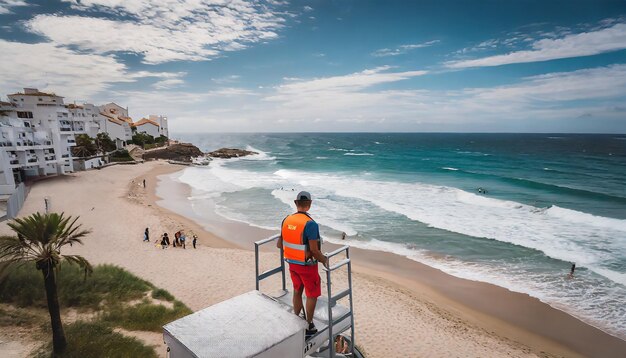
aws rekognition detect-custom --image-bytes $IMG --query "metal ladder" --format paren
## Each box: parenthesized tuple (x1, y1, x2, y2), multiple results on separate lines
(255, 235, 356, 358)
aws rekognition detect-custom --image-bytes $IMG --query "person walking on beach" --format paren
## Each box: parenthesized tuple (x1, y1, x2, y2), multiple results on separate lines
(192, 235, 197, 249)
(277, 191, 328, 338)
(144, 228, 150, 242)
(180, 231, 186, 249)
(161, 233, 170, 249)
(143, 179, 146, 188)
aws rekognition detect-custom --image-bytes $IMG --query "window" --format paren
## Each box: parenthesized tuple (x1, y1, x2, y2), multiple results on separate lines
(38, 98, 43, 101)
(17, 111, 33, 119)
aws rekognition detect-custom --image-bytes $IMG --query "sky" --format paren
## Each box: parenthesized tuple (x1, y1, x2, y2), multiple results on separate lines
(1, 0, 626, 133)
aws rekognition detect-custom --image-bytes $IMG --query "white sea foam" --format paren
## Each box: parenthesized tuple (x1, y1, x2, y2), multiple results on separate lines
(442, 167, 459, 171)
(175, 163, 626, 338)
(344, 152, 374, 156)
(272, 169, 626, 285)
(183, 165, 626, 285)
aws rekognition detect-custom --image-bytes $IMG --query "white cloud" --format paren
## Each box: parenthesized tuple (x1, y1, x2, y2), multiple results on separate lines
(270, 66, 428, 97)
(0, 0, 28, 15)
(447, 22, 626, 68)
(27, 0, 289, 64)
(372, 40, 439, 57)
(0, 39, 182, 99)
(152, 79, 184, 90)
(97, 64, 626, 132)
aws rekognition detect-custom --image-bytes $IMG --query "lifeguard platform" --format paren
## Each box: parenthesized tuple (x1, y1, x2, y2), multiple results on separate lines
(163, 235, 361, 357)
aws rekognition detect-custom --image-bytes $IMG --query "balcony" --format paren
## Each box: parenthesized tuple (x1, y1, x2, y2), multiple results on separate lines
(60, 127, 72, 132)
(10, 160, 18, 165)
(27, 158, 38, 163)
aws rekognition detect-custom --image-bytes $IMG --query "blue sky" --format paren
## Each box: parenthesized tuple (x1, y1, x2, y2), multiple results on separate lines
(1, 0, 626, 133)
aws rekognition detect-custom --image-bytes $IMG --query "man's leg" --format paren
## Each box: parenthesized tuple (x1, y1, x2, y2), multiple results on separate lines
(305, 296, 317, 324)
(293, 287, 304, 317)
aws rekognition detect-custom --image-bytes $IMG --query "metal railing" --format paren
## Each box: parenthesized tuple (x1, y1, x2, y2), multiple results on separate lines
(253, 235, 356, 358)
(254, 234, 286, 292)
(322, 245, 355, 358)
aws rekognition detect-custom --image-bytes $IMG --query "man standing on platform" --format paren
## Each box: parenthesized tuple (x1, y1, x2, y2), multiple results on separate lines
(277, 191, 328, 338)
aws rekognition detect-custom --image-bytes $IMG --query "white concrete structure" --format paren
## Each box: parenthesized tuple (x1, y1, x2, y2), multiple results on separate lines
(99, 112, 132, 148)
(133, 117, 161, 138)
(148, 114, 169, 137)
(97, 102, 133, 148)
(2, 89, 76, 181)
(99, 102, 130, 122)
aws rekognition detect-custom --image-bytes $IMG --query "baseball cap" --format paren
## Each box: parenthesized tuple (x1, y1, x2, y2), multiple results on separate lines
(295, 191, 312, 201)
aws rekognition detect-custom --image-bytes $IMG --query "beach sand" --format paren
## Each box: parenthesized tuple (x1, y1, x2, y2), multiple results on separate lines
(1, 160, 625, 357)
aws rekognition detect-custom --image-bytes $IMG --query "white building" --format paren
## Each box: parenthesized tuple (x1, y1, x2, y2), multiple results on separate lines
(97, 102, 133, 148)
(133, 117, 161, 138)
(148, 114, 169, 137)
(2, 88, 77, 181)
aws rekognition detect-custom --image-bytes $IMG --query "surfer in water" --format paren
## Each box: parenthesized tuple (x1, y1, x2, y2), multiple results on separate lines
(477, 187, 488, 194)
(568, 263, 576, 278)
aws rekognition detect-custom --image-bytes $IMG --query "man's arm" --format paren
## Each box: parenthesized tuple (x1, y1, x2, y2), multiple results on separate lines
(308, 239, 327, 266)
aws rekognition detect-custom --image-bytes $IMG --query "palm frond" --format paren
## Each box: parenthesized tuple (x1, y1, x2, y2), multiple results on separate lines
(62, 254, 93, 280)
(1, 212, 92, 272)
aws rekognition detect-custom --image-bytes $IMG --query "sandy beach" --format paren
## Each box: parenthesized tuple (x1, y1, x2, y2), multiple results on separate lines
(2, 160, 625, 357)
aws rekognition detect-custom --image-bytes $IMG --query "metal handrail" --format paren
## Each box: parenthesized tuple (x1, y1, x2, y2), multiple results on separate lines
(254, 234, 286, 292)
(253, 235, 356, 357)
(325, 245, 355, 358)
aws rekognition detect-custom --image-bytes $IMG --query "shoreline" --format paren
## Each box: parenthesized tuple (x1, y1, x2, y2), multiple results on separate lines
(153, 163, 626, 358)
(2, 160, 624, 357)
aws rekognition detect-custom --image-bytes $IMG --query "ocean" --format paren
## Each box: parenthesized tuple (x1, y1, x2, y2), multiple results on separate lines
(172, 133, 626, 339)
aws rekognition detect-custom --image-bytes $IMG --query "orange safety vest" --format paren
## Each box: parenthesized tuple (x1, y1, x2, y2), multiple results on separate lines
(281, 212, 318, 265)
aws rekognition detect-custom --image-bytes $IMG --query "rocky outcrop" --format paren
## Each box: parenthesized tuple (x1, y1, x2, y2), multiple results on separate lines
(142, 143, 203, 163)
(207, 147, 258, 159)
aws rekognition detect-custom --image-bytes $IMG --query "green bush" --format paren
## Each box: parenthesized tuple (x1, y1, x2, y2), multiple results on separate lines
(102, 300, 192, 332)
(131, 132, 155, 146)
(0, 264, 152, 309)
(109, 149, 134, 162)
(49, 321, 158, 358)
(151, 288, 174, 302)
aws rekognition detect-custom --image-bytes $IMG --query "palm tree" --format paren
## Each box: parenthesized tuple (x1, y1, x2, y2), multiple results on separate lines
(0, 212, 92, 355)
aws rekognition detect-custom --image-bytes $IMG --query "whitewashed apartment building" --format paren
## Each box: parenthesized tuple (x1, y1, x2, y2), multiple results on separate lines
(0, 88, 169, 219)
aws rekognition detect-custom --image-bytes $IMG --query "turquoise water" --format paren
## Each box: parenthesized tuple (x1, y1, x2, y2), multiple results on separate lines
(175, 133, 626, 339)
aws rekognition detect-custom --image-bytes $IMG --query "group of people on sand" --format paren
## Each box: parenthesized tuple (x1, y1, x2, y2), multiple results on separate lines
(144, 228, 197, 250)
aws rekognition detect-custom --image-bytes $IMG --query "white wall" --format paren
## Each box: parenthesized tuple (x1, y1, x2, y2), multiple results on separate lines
(136, 122, 160, 138)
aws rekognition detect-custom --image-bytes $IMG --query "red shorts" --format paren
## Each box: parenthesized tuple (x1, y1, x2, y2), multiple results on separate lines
(289, 263, 321, 298)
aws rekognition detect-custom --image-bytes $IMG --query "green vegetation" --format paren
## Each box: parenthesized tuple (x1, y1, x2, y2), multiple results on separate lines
(132, 132, 168, 148)
(152, 287, 175, 301)
(0, 263, 192, 357)
(95, 132, 117, 153)
(71, 133, 117, 157)
(42, 321, 158, 358)
(0, 264, 151, 309)
(71, 134, 98, 157)
(109, 149, 134, 162)
(0, 212, 92, 354)
(131, 132, 155, 146)
(103, 299, 191, 332)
